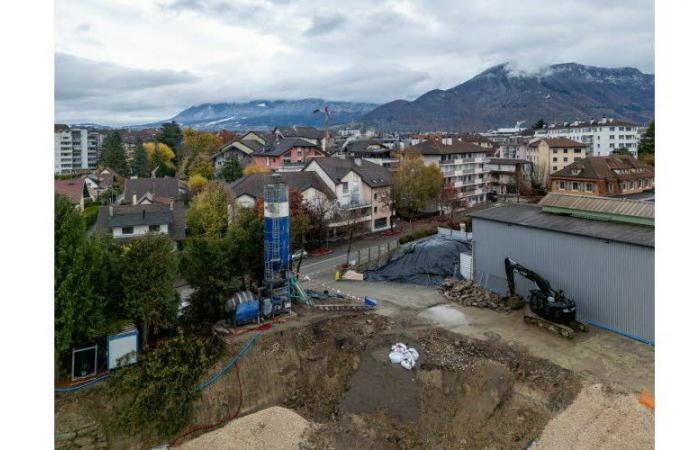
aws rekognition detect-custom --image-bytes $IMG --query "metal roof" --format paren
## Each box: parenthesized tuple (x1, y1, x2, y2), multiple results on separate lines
(538, 193, 654, 219)
(470, 204, 654, 248)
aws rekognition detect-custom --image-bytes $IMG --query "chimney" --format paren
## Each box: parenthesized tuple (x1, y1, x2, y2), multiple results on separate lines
(109, 206, 113, 216)
(132, 193, 137, 205)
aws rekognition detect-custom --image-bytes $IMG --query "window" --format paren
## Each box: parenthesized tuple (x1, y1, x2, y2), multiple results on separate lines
(374, 217, 387, 229)
(342, 182, 348, 193)
(374, 206, 378, 213)
(374, 193, 378, 200)
(122, 226, 134, 235)
(552, 149, 558, 154)
(574, 148, 581, 153)
(607, 183, 614, 193)
(553, 157, 558, 162)
(572, 182, 579, 190)
(610, 135, 615, 140)
(585, 183, 593, 192)
(619, 135, 624, 140)
(610, 143, 615, 148)
(297, 149, 303, 157)
(563, 149, 569, 153)
(559, 181, 565, 190)
(563, 157, 568, 162)
(597, 144, 600, 148)
(149, 225, 160, 232)
(552, 166, 558, 171)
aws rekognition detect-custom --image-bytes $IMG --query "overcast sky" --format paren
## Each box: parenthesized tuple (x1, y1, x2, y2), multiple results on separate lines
(55, 0, 654, 126)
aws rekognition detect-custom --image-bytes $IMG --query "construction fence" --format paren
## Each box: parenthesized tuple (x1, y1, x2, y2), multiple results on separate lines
(354, 240, 401, 271)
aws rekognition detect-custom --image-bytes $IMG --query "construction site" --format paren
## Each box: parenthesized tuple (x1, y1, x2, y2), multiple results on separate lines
(55, 178, 655, 449)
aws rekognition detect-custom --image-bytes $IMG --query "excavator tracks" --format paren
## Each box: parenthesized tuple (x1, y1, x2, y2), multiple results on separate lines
(523, 314, 588, 339)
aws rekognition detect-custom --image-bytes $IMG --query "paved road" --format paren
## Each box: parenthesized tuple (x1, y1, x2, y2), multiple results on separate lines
(298, 234, 401, 277)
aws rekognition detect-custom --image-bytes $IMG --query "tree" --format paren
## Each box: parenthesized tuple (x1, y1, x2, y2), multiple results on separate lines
(227, 205, 264, 284)
(531, 119, 546, 130)
(110, 330, 221, 437)
(130, 137, 150, 178)
(243, 163, 270, 176)
(392, 158, 443, 229)
(638, 120, 655, 156)
(143, 142, 176, 177)
(611, 147, 632, 156)
(100, 131, 129, 176)
(55, 196, 123, 358)
(288, 188, 312, 271)
(186, 181, 232, 238)
(188, 174, 208, 196)
(182, 129, 222, 158)
(217, 157, 243, 183)
(156, 121, 183, 158)
(121, 234, 179, 349)
(187, 157, 215, 180)
(305, 195, 335, 248)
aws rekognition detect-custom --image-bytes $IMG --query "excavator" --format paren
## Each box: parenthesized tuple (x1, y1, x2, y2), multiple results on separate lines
(504, 257, 587, 339)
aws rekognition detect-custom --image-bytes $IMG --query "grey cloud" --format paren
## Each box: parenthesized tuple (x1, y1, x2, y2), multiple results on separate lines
(159, 0, 207, 12)
(74, 23, 91, 33)
(304, 14, 347, 36)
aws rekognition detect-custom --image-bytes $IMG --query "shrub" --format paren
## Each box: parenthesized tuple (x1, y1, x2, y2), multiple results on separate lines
(82, 205, 100, 228)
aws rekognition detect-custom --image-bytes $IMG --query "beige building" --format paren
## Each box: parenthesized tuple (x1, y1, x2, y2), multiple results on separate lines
(526, 138, 589, 185)
(549, 155, 654, 198)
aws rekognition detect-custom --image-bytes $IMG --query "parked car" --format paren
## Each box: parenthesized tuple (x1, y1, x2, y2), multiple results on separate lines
(291, 249, 309, 261)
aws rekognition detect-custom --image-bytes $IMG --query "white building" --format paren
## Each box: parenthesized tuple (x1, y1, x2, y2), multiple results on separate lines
(533, 118, 642, 157)
(407, 139, 493, 207)
(54, 124, 101, 174)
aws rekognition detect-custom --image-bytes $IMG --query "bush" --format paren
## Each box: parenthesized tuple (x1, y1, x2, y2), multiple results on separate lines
(109, 330, 222, 437)
(398, 227, 437, 244)
(82, 205, 100, 228)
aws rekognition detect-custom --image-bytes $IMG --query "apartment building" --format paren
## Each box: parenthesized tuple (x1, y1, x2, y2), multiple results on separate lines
(54, 125, 101, 174)
(486, 158, 533, 196)
(407, 139, 493, 207)
(533, 118, 642, 157)
(526, 138, 589, 185)
(549, 155, 654, 197)
(495, 136, 530, 159)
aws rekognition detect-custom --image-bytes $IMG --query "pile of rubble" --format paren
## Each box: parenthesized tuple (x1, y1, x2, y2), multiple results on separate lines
(439, 278, 524, 312)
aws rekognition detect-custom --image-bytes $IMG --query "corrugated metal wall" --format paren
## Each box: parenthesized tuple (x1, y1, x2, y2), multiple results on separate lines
(472, 218, 655, 343)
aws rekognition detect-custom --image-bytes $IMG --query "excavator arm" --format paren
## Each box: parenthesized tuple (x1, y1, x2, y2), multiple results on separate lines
(504, 257, 554, 297)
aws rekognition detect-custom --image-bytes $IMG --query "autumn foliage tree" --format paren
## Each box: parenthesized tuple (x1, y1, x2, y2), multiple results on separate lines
(186, 181, 233, 238)
(243, 163, 270, 176)
(392, 157, 443, 229)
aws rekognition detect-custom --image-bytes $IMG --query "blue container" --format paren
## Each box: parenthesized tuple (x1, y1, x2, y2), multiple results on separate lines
(364, 297, 378, 307)
(235, 300, 259, 324)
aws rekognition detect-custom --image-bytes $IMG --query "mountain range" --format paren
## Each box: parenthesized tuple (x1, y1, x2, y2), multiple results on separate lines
(122, 62, 653, 132)
(362, 63, 654, 131)
(138, 99, 377, 131)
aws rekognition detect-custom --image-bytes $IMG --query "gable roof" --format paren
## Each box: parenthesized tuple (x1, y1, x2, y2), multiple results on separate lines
(229, 171, 336, 200)
(550, 155, 654, 180)
(55, 177, 86, 204)
(94, 202, 186, 241)
(407, 139, 494, 155)
(344, 140, 391, 156)
(275, 126, 325, 140)
(528, 138, 588, 148)
(123, 176, 179, 200)
(305, 157, 392, 188)
(252, 138, 323, 157)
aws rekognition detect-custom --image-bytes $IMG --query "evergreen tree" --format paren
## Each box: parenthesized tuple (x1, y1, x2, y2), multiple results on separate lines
(156, 121, 184, 160)
(100, 130, 129, 175)
(130, 137, 150, 177)
(216, 157, 243, 182)
(531, 119, 546, 130)
(638, 120, 655, 156)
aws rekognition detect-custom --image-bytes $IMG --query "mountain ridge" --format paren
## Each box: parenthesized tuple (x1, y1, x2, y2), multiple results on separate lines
(362, 62, 654, 131)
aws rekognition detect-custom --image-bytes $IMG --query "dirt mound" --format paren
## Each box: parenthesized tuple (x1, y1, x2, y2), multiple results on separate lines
(301, 327, 582, 450)
(531, 384, 654, 450)
(179, 406, 309, 450)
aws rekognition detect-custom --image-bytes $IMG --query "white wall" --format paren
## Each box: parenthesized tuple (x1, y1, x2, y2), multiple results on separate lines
(113, 224, 168, 238)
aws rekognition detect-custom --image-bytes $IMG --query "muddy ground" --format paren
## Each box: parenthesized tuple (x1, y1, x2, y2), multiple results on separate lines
(55, 311, 583, 449)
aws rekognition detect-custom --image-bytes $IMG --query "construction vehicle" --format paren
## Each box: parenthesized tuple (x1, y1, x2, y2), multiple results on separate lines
(504, 257, 587, 338)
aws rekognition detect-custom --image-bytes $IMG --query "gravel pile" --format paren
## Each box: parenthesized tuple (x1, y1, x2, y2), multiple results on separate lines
(179, 406, 310, 450)
(439, 278, 524, 312)
(531, 384, 654, 449)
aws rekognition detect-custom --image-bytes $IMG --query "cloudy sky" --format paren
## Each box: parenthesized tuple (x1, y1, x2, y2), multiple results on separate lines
(55, 0, 654, 126)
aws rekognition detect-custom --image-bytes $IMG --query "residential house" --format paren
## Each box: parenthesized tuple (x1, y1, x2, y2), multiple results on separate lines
(210, 135, 261, 171)
(55, 177, 90, 210)
(119, 176, 185, 205)
(84, 167, 122, 200)
(486, 158, 533, 197)
(406, 139, 494, 207)
(54, 124, 102, 174)
(533, 118, 643, 157)
(548, 155, 654, 197)
(94, 201, 186, 244)
(229, 171, 336, 209)
(303, 157, 393, 233)
(341, 140, 397, 169)
(526, 138, 589, 185)
(495, 136, 530, 159)
(252, 138, 327, 172)
(273, 126, 328, 151)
